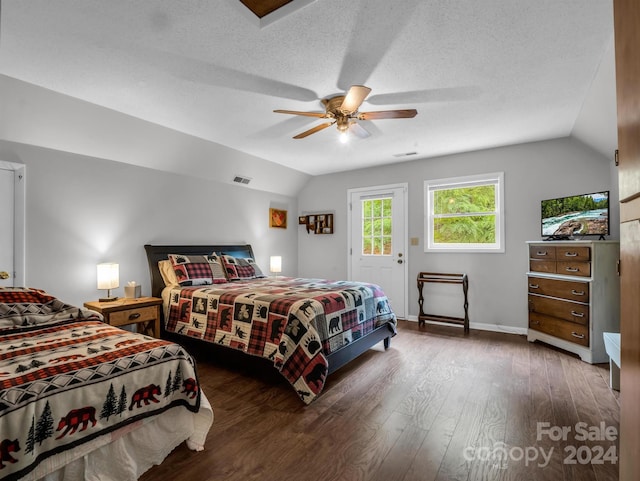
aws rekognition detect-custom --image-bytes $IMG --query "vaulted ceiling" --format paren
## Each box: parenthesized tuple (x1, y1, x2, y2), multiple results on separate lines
(0, 0, 614, 176)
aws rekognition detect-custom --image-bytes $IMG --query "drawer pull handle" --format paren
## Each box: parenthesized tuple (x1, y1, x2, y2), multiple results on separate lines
(128, 313, 141, 320)
(571, 290, 585, 296)
(564, 252, 578, 257)
(531, 320, 540, 325)
(565, 267, 579, 272)
(536, 251, 548, 256)
(529, 284, 539, 289)
(570, 311, 585, 318)
(571, 332, 585, 339)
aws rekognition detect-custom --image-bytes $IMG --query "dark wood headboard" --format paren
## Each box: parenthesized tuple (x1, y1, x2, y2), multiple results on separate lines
(144, 244, 256, 298)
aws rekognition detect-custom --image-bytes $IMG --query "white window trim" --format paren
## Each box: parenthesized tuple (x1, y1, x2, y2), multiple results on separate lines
(424, 172, 505, 253)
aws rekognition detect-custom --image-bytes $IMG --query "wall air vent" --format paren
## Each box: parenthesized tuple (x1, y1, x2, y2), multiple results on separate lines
(233, 175, 252, 185)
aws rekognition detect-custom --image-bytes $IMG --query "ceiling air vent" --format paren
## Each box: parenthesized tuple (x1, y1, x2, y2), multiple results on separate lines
(233, 175, 252, 185)
(393, 151, 418, 158)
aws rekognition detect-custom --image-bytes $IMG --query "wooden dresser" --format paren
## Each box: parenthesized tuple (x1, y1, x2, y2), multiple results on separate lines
(526, 240, 620, 363)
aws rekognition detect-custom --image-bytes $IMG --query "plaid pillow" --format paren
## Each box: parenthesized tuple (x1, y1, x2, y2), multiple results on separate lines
(0, 287, 101, 328)
(0, 287, 56, 305)
(168, 254, 227, 286)
(246, 258, 266, 278)
(219, 255, 266, 280)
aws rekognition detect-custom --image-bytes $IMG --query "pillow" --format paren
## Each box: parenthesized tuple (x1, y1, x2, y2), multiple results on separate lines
(168, 254, 227, 286)
(219, 255, 266, 280)
(0, 287, 56, 305)
(158, 259, 179, 287)
(0, 287, 102, 328)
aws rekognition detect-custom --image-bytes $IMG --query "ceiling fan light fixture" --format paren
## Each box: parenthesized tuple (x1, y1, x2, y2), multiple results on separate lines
(339, 131, 349, 143)
(336, 116, 350, 133)
(274, 85, 418, 139)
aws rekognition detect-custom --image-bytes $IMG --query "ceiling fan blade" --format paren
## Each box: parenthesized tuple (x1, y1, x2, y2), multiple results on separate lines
(340, 85, 372, 113)
(358, 109, 418, 120)
(349, 122, 370, 139)
(293, 122, 335, 139)
(274, 109, 328, 118)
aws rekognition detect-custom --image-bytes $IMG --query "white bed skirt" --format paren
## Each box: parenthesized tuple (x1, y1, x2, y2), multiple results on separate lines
(24, 393, 213, 481)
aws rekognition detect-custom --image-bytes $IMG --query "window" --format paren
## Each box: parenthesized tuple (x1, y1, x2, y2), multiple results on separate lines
(424, 172, 504, 252)
(362, 197, 392, 255)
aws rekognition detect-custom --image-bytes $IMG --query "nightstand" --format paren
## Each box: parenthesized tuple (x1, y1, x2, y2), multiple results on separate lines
(84, 297, 162, 338)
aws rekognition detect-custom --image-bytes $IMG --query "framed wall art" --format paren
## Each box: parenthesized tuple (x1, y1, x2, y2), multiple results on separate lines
(298, 213, 334, 234)
(269, 208, 287, 228)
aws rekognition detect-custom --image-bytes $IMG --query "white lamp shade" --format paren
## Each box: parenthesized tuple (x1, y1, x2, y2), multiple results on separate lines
(269, 256, 282, 274)
(97, 263, 119, 289)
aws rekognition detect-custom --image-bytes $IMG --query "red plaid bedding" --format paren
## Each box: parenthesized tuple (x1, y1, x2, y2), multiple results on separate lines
(165, 277, 397, 404)
(0, 289, 206, 481)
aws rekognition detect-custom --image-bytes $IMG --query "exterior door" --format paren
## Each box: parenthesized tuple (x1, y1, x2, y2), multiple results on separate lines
(0, 168, 14, 287)
(348, 184, 408, 319)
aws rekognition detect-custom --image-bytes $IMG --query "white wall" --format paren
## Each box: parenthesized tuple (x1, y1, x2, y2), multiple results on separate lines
(0, 140, 298, 308)
(571, 35, 618, 162)
(297, 137, 619, 332)
(0, 75, 311, 198)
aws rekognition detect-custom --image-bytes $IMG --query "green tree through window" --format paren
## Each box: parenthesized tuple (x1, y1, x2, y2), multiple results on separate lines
(433, 185, 496, 244)
(362, 198, 392, 255)
(425, 173, 504, 252)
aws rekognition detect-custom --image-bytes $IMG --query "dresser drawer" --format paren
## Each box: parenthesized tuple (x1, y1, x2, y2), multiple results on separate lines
(529, 245, 592, 277)
(529, 260, 557, 274)
(109, 306, 158, 327)
(556, 246, 590, 262)
(529, 245, 556, 260)
(528, 295, 589, 325)
(529, 312, 589, 347)
(556, 261, 591, 277)
(527, 277, 589, 303)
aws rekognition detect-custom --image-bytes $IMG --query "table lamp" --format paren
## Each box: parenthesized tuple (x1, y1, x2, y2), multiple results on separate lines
(270, 256, 282, 278)
(97, 263, 119, 302)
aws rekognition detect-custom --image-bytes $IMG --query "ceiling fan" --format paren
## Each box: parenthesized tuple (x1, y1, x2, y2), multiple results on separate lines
(274, 85, 418, 139)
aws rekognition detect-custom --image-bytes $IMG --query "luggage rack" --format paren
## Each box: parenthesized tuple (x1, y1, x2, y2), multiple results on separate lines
(417, 272, 469, 332)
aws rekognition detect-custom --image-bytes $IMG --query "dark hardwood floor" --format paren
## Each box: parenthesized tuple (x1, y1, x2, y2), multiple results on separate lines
(140, 321, 620, 481)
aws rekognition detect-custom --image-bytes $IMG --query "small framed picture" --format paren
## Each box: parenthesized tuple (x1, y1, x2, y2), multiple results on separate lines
(298, 215, 307, 225)
(269, 208, 287, 229)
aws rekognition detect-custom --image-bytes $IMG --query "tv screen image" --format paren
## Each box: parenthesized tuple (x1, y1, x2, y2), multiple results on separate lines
(541, 191, 610, 238)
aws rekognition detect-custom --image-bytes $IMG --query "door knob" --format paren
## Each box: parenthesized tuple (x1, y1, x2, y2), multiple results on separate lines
(0, 271, 10, 280)
(397, 259, 403, 264)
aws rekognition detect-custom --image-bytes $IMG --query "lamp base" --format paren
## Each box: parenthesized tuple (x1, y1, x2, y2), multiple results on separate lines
(98, 296, 118, 303)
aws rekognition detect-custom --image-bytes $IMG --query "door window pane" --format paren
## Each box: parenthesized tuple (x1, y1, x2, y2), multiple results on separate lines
(362, 197, 393, 255)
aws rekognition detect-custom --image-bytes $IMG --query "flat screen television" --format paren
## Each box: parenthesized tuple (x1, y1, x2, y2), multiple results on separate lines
(541, 190, 609, 240)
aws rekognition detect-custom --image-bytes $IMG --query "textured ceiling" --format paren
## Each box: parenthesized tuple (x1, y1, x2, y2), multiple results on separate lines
(0, 0, 614, 176)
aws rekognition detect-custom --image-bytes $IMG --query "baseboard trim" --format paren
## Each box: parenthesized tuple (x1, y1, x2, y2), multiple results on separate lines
(404, 315, 527, 336)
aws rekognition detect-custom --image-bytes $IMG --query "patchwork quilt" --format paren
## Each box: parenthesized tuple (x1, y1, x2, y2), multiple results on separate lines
(0, 289, 204, 481)
(165, 277, 397, 404)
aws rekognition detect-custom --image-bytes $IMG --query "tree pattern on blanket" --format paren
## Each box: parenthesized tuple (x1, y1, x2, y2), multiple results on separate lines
(0, 318, 201, 481)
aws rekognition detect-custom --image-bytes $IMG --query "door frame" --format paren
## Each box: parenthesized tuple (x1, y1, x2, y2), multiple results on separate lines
(347, 182, 408, 319)
(0, 161, 26, 287)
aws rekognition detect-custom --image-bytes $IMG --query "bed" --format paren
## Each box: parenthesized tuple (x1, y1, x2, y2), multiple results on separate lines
(144, 244, 397, 404)
(0, 287, 213, 481)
